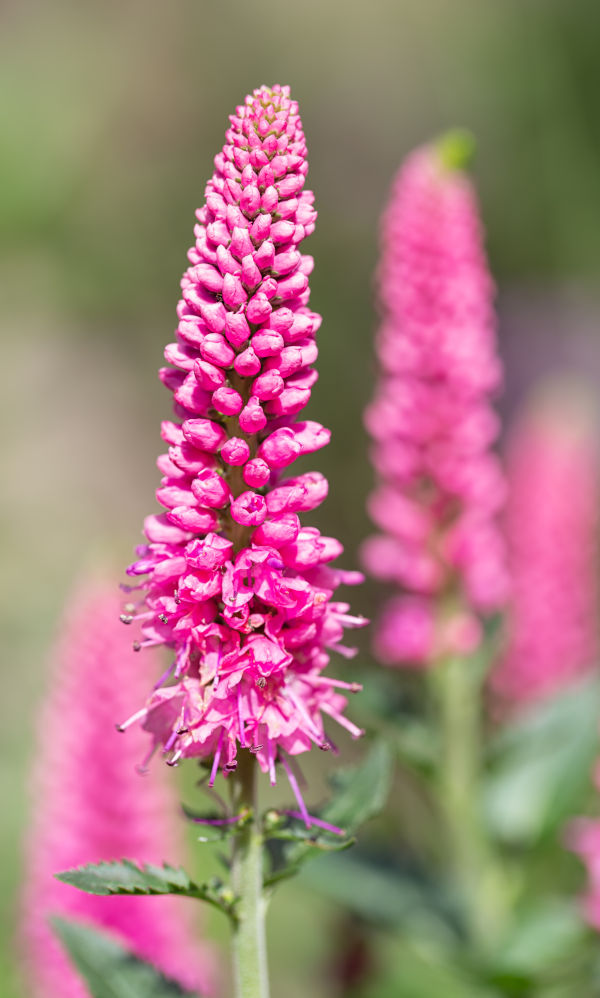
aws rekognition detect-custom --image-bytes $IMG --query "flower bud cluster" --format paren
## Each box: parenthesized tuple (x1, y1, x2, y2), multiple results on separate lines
(125, 86, 365, 781)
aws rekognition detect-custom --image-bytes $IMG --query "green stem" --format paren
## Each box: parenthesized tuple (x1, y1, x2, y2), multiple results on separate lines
(231, 753, 270, 998)
(432, 655, 507, 955)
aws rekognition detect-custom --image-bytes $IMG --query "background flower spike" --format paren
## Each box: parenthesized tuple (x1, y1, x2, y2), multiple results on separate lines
(362, 134, 508, 668)
(20, 577, 217, 998)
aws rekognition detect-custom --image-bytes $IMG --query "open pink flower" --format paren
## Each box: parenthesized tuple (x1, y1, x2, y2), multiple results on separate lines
(362, 136, 508, 667)
(492, 384, 599, 705)
(20, 580, 216, 998)
(122, 85, 365, 797)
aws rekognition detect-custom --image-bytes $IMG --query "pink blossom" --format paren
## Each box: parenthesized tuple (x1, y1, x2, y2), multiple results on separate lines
(123, 85, 365, 793)
(491, 385, 599, 705)
(20, 581, 216, 998)
(362, 137, 508, 667)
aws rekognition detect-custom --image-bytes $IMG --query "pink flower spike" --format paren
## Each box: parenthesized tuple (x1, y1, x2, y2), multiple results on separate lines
(20, 580, 217, 998)
(491, 382, 599, 708)
(363, 134, 508, 670)
(123, 84, 364, 788)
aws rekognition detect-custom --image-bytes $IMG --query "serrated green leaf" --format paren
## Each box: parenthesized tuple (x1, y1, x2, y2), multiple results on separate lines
(52, 917, 202, 998)
(55, 860, 236, 919)
(485, 675, 600, 845)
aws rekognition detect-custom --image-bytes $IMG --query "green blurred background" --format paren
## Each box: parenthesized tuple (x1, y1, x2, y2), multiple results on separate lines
(2, 0, 600, 995)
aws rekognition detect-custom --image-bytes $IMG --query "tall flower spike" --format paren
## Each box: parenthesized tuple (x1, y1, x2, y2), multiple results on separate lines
(20, 580, 216, 998)
(124, 85, 365, 789)
(491, 383, 599, 706)
(362, 133, 508, 667)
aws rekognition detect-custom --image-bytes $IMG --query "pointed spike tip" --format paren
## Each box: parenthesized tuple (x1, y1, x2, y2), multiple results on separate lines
(435, 128, 476, 172)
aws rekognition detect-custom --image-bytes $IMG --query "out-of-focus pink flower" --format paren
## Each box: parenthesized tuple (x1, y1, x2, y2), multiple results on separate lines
(362, 135, 508, 667)
(566, 757, 600, 931)
(567, 816, 600, 930)
(20, 581, 216, 998)
(123, 85, 365, 792)
(492, 384, 599, 705)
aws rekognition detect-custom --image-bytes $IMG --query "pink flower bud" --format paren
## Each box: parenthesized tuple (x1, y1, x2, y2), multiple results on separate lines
(190, 261, 223, 294)
(252, 331, 285, 357)
(252, 370, 284, 400)
(193, 359, 226, 390)
(224, 311, 251, 349)
(267, 386, 311, 416)
(234, 346, 261, 376)
(222, 273, 247, 309)
(221, 437, 251, 466)
(241, 255, 262, 289)
(254, 240, 275, 270)
(191, 468, 231, 508)
(167, 505, 219, 533)
(182, 418, 227, 453)
(269, 307, 294, 334)
(230, 226, 253, 260)
(243, 458, 271, 487)
(200, 333, 235, 367)
(239, 396, 267, 433)
(271, 220, 295, 244)
(258, 427, 301, 468)
(246, 292, 272, 324)
(212, 386, 243, 415)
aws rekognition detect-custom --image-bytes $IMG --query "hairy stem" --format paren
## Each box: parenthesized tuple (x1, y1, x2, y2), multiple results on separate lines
(231, 752, 270, 998)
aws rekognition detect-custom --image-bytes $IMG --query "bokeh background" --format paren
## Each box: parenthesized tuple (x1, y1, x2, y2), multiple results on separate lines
(2, 1, 600, 995)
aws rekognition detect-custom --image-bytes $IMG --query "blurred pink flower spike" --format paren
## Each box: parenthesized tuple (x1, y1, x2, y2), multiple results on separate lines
(123, 84, 366, 786)
(492, 381, 599, 706)
(20, 580, 217, 998)
(362, 131, 508, 668)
